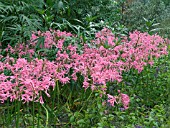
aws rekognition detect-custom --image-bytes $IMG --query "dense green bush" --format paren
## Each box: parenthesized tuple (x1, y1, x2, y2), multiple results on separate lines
(123, 0, 170, 37)
(0, 0, 124, 47)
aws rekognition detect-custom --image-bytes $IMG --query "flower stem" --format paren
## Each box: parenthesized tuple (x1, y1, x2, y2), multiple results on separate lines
(42, 104, 49, 128)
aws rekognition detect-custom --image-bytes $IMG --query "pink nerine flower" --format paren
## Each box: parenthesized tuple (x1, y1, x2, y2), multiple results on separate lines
(107, 94, 117, 107)
(120, 93, 130, 109)
(118, 90, 130, 109)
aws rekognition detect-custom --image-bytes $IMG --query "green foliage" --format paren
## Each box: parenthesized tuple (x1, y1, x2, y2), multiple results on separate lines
(0, 0, 123, 46)
(123, 0, 170, 37)
(0, 0, 43, 46)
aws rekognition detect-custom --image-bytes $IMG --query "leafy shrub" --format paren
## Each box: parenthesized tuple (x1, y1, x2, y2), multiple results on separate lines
(0, 0, 43, 45)
(0, 0, 124, 48)
(123, 0, 170, 37)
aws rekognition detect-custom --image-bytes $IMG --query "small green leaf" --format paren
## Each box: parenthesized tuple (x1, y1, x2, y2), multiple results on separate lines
(70, 116, 75, 122)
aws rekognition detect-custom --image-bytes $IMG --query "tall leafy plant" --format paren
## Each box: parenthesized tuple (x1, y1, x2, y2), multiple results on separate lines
(0, 0, 128, 53)
(0, 0, 43, 47)
(123, 0, 170, 37)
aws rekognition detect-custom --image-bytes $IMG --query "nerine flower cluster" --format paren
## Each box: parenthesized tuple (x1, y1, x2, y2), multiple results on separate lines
(0, 28, 168, 109)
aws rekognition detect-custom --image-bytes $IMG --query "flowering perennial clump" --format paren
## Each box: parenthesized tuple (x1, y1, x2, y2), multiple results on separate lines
(120, 31, 168, 72)
(0, 28, 168, 109)
(107, 90, 130, 110)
